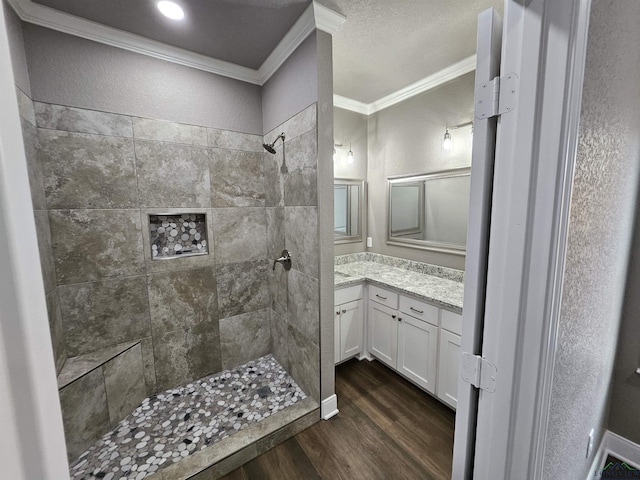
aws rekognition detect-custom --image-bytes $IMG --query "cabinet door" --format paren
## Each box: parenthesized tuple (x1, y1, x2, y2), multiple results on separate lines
(340, 299, 364, 360)
(397, 314, 438, 394)
(437, 329, 462, 409)
(334, 308, 341, 365)
(367, 300, 398, 369)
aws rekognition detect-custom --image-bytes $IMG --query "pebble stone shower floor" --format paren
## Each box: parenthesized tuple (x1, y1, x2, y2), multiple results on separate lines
(69, 355, 307, 480)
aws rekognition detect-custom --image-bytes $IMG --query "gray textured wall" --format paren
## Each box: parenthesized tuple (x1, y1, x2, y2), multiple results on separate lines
(22, 25, 263, 134)
(334, 106, 367, 256)
(608, 3, 640, 444)
(261, 33, 318, 135)
(3, 1, 30, 95)
(542, 1, 640, 478)
(366, 72, 475, 270)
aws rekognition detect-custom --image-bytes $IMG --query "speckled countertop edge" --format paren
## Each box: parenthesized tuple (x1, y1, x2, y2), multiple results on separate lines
(334, 261, 464, 313)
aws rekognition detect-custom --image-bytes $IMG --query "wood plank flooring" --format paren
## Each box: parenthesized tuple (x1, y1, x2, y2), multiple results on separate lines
(220, 358, 455, 479)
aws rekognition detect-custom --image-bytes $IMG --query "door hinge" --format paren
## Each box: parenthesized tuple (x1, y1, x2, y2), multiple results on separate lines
(460, 353, 497, 393)
(475, 73, 519, 119)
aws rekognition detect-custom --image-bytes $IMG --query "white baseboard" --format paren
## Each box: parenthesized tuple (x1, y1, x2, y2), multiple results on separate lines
(357, 352, 374, 362)
(587, 430, 640, 479)
(321, 394, 339, 420)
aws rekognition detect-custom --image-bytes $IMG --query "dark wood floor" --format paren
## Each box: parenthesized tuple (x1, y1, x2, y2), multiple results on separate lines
(220, 359, 455, 480)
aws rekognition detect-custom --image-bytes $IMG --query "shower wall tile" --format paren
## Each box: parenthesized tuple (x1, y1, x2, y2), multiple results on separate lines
(264, 150, 284, 207)
(152, 322, 221, 392)
(34, 210, 56, 294)
(210, 149, 265, 207)
(268, 264, 288, 317)
(59, 367, 110, 461)
(287, 269, 319, 344)
(284, 129, 318, 206)
(140, 336, 157, 396)
(264, 103, 317, 146)
(16, 87, 36, 126)
(103, 343, 147, 425)
(132, 117, 208, 146)
(147, 268, 218, 337)
(285, 206, 319, 279)
(212, 207, 267, 264)
(140, 208, 215, 274)
(35, 103, 133, 137)
(269, 310, 289, 371)
(134, 139, 211, 208)
(21, 119, 47, 210)
(207, 129, 263, 152)
(38, 130, 138, 209)
(266, 207, 285, 259)
(219, 309, 270, 370)
(215, 261, 269, 319)
(50, 209, 145, 284)
(288, 324, 320, 401)
(46, 289, 66, 374)
(59, 276, 151, 356)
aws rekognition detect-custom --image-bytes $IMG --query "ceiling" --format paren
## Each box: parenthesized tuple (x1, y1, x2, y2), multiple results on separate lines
(26, 0, 503, 104)
(31, 0, 311, 69)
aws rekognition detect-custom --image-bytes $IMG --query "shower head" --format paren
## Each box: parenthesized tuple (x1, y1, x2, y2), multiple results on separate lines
(262, 132, 285, 154)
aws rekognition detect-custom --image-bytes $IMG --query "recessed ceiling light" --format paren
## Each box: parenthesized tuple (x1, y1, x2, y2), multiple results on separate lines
(157, 1, 185, 20)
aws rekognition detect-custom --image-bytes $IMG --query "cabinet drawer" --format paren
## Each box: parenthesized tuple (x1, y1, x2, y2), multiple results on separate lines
(369, 285, 398, 309)
(334, 284, 364, 306)
(399, 295, 438, 326)
(441, 309, 463, 336)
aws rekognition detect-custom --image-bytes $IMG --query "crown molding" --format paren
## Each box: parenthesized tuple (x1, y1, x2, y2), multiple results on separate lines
(313, 1, 346, 35)
(335, 55, 477, 116)
(333, 94, 370, 115)
(6, 0, 344, 86)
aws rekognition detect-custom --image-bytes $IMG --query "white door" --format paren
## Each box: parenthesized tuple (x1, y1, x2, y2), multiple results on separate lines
(340, 299, 363, 360)
(334, 308, 341, 364)
(367, 301, 397, 369)
(451, 6, 503, 478)
(437, 329, 461, 409)
(397, 315, 438, 394)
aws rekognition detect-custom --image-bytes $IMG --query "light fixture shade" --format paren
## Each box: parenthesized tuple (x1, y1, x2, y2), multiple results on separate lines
(347, 143, 354, 164)
(443, 129, 453, 152)
(333, 148, 337, 162)
(157, 1, 185, 20)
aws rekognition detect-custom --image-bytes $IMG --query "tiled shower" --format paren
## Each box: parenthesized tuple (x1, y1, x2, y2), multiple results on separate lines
(16, 83, 321, 477)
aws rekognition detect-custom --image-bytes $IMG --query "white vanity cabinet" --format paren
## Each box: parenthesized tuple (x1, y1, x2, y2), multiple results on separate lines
(437, 309, 462, 409)
(397, 296, 439, 394)
(334, 284, 365, 364)
(367, 299, 398, 369)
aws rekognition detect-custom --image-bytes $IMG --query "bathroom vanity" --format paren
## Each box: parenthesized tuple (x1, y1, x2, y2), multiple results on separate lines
(334, 254, 464, 410)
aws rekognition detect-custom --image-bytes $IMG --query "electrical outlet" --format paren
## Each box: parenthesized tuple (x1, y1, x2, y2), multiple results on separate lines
(366, 237, 373, 248)
(586, 428, 595, 458)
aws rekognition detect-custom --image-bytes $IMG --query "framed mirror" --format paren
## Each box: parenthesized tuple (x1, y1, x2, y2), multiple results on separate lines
(388, 168, 470, 254)
(334, 179, 365, 244)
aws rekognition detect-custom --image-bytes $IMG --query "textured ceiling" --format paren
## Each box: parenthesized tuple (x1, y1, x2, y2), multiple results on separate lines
(31, 0, 311, 69)
(317, 0, 504, 103)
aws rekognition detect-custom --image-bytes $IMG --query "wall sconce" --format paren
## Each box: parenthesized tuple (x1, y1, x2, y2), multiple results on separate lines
(334, 142, 355, 165)
(443, 121, 474, 154)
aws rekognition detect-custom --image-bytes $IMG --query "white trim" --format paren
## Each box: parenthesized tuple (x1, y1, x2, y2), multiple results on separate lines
(321, 394, 339, 420)
(334, 55, 476, 116)
(356, 352, 374, 362)
(313, 2, 347, 36)
(588, 431, 640, 479)
(5, 0, 345, 86)
(333, 94, 370, 115)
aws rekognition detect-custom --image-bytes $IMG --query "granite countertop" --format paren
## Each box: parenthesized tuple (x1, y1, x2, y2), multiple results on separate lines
(335, 261, 464, 313)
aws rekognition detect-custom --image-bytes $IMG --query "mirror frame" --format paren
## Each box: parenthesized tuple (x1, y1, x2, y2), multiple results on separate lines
(387, 167, 470, 255)
(334, 178, 365, 245)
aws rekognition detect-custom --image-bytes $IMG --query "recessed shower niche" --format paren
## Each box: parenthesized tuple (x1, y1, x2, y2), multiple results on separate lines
(148, 213, 208, 260)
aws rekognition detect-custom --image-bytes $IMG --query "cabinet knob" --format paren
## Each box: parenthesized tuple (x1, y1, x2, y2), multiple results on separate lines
(342, 309, 347, 314)
(336, 311, 340, 315)
(392, 315, 396, 319)
(398, 317, 402, 322)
